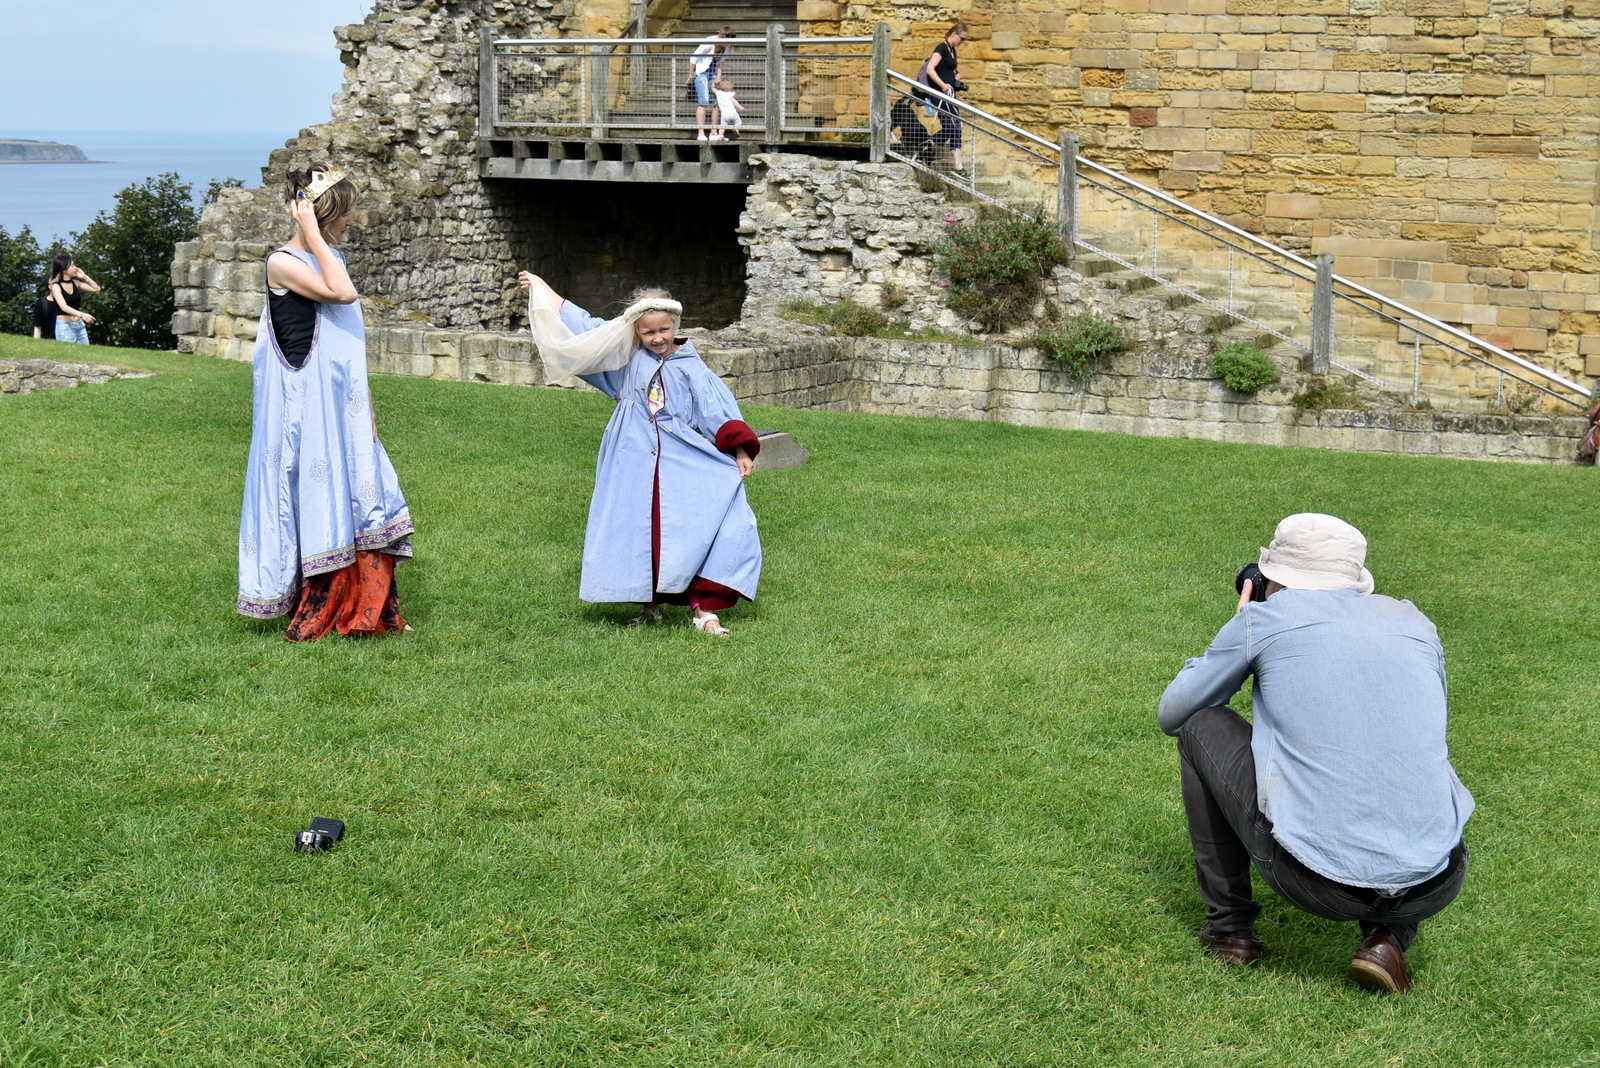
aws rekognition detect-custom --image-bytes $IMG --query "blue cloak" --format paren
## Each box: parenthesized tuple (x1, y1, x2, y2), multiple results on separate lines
(562, 300, 761, 604)
(236, 247, 413, 618)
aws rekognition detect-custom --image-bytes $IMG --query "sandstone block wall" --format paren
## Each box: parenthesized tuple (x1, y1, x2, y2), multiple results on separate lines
(802, 0, 1599, 383)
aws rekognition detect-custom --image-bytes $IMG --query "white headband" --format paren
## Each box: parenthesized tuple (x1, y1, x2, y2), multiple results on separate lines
(624, 298, 682, 322)
(526, 283, 687, 382)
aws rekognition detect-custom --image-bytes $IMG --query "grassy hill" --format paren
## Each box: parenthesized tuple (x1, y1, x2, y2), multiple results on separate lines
(2, 335, 1596, 1066)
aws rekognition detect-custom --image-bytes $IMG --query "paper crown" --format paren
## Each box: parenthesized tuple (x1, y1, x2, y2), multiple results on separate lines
(300, 168, 346, 201)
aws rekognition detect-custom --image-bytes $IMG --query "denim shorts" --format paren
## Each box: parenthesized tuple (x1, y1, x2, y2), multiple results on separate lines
(693, 72, 713, 107)
(55, 318, 89, 344)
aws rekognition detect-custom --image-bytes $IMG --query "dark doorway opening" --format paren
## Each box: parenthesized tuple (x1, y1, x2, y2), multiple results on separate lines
(498, 179, 749, 329)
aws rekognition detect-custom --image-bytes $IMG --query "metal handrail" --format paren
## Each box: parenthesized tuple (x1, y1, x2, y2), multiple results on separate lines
(893, 74, 1327, 278)
(493, 36, 871, 45)
(487, 37, 1589, 404)
(885, 71, 1590, 403)
(1330, 277, 1590, 399)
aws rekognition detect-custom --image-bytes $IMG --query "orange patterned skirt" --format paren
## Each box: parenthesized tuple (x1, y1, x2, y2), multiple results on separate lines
(283, 550, 408, 642)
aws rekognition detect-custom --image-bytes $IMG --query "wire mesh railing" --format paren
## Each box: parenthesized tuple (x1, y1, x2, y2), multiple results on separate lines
(882, 72, 1591, 411)
(486, 34, 874, 141)
(885, 75, 1058, 212)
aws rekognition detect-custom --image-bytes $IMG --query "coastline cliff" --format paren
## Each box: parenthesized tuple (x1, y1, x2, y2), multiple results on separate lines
(0, 139, 91, 163)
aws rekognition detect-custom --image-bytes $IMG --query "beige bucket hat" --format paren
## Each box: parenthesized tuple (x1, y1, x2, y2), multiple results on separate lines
(1257, 513, 1375, 595)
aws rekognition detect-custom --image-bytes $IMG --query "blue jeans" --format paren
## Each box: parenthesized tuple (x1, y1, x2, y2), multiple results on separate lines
(55, 318, 89, 344)
(693, 71, 713, 107)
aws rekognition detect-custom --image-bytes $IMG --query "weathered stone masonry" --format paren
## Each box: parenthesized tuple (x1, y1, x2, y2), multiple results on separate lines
(169, 0, 1593, 464)
(811, 0, 1600, 382)
(175, 0, 569, 363)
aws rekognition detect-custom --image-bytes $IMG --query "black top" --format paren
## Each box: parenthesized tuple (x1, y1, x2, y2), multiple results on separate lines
(930, 42, 958, 91)
(268, 285, 318, 370)
(48, 278, 81, 315)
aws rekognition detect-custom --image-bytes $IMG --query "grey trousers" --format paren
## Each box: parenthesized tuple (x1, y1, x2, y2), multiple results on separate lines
(1177, 706, 1468, 951)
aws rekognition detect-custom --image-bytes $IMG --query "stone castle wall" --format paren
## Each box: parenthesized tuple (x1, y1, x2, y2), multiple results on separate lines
(248, 316, 1585, 464)
(738, 155, 974, 329)
(802, 0, 1600, 382)
(174, 0, 567, 362)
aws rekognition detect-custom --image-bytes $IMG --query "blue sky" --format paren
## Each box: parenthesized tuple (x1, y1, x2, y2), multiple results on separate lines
(5, 1, 373, 133)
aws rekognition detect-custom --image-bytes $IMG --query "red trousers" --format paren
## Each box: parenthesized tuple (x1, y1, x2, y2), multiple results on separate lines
(284, 550, 407, 642)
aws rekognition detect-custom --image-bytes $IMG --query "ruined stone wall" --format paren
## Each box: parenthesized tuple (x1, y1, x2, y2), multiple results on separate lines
(336, 318, 1590, 463)
(173, 0, 566, 362)
(801, 0, 1600, 382)
(739, 154, 975, 329)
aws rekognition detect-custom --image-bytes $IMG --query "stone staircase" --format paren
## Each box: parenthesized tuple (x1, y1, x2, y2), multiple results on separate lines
(1074, 254, 1315, 388)
(658, 0, 797, 38)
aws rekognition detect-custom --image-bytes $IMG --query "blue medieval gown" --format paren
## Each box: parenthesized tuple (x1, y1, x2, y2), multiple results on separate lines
(560, 300, 762, 605)
(236, 246, 414, 619)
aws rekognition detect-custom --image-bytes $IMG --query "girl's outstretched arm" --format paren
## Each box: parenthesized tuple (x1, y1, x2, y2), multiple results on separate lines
(518, 271, 563, 308)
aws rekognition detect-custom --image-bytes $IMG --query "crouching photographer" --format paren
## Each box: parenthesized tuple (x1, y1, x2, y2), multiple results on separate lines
(1158, 514, 1474, 993)
(915, 21, 971, 179)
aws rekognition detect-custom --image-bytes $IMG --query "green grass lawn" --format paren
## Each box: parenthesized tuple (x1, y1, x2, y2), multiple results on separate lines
(3, 334, 1598, 1066)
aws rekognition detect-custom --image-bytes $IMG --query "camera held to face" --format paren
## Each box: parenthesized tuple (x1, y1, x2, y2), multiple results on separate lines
(1235, 563, 1269, 603)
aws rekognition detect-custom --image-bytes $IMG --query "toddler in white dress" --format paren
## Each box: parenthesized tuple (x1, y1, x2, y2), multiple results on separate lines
(711, 78, 744, 140)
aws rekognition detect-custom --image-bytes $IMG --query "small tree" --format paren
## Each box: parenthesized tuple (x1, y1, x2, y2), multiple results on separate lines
(72, 172, 199, 350)
(0, 224, 46, 336)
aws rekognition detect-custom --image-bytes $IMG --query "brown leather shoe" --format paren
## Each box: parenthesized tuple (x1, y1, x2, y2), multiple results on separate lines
(1198, 924, 1264, 966)
(1350, 929, 1412, 993)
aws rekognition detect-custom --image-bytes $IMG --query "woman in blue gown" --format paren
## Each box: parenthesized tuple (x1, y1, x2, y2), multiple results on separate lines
(236, 165, 414, 640)
(519, 272, 761, 635)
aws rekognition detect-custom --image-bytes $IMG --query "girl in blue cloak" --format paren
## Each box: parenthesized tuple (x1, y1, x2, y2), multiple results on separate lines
(236, 165, 414, 640)
(519, 271, 761, 635)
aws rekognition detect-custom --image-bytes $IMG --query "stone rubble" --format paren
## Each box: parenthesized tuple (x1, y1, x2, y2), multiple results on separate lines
(0, 358, 154, 395)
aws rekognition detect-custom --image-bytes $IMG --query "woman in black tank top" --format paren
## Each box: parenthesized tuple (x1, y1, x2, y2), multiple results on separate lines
(46, 253, 101, 344)
(918, 21, 970, 178)
(245, 164, 413, 642)
(266, 273, 319, 368)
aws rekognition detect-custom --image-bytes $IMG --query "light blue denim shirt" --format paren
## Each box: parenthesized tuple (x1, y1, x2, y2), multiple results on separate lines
(1159, 587, 1474, 893)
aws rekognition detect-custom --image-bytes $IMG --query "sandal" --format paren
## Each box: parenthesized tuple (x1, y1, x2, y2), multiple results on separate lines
(692, 612, 730, 635)
(624, 605, 663, 626)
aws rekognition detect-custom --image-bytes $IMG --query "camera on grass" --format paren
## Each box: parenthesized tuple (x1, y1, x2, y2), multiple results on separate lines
(294, 817, 345, 853)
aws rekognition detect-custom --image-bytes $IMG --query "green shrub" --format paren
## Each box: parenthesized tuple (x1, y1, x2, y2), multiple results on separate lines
(776, 298, 887, 337)
(1292, 377, 1364, 411)
(0, 224, 46, 336)
(1211, 343, 1279, 394)
(946, 288, 990, 324)
(935, 206, 1069, 332)
(1035, 309, 1126, 377)
(880, 283, 907, 311)
(73, 172, 199, 350)
(824, 301, 888, 337)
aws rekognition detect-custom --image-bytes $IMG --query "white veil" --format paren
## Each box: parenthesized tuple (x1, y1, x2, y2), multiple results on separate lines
(526, 278, 682, 381)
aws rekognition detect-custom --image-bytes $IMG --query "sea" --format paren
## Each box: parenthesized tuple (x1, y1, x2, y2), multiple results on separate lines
(0, 129, 294, 244)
